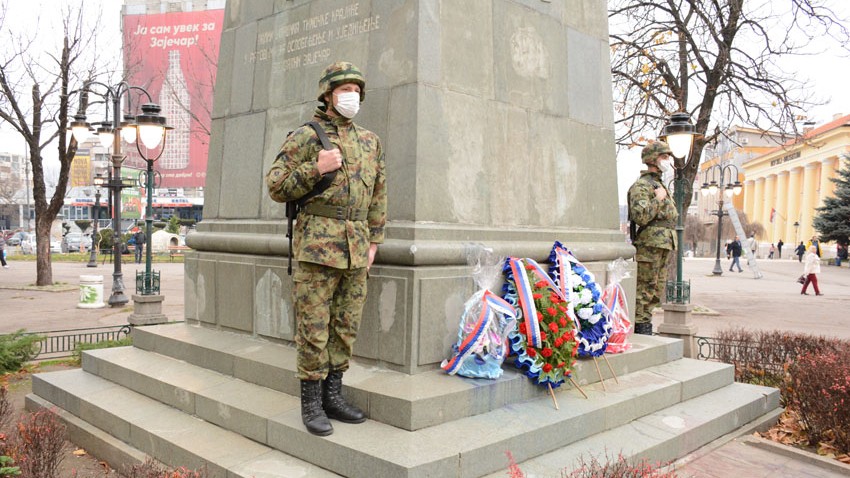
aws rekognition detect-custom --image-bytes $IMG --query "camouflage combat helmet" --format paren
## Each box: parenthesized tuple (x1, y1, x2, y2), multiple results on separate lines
(317, 61, 366, 103)
(641, 140, 672, 164)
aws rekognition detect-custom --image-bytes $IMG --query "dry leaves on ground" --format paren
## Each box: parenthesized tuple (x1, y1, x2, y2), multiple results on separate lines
(757, 409, 850, 464)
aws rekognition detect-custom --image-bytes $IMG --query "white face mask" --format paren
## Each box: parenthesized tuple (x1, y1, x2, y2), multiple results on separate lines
(334, 91, 360, 119)
(659, 158, 674, 174)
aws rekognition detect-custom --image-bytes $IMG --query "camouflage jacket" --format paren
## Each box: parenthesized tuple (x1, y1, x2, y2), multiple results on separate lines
(265, 108, 387, 269)
(627, 171, 677, 251)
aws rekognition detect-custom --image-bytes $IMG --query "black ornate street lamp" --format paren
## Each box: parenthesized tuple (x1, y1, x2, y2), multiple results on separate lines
(660, 112, 701, 304)
(700, 164, 743, 276)
(70, 82, 169, 305)
(134, 103, 171, 295)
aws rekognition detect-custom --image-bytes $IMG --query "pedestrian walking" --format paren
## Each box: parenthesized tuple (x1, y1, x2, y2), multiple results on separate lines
(777, 239, 784, 259)
(0, 235, 8, 268)
(266, 61, 387, 437)
(800, 246, 823, 295)
(795, 241, 806, 262)
(728, 236, 743, 272)
(133, 229, 146, 264)
(748, 233, 758, 258)
(768, 243, 775, 259)
(627, 140, 677, 336)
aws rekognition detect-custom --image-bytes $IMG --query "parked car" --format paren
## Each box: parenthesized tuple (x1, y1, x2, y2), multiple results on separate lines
(20, 234, 61, 255)
(5, 231, 28, 247)
(62, 232, 92, 253)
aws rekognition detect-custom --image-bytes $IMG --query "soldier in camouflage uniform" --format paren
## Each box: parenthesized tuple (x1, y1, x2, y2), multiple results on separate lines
(627, 141, 678, 335)
(265, 61, 387, 436)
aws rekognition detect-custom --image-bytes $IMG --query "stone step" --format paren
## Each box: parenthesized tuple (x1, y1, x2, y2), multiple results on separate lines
(482, 382, 783, 477)
(130, 322, 685, 431)
(53, 343, 739, 477)
(28, 369, 341, 477)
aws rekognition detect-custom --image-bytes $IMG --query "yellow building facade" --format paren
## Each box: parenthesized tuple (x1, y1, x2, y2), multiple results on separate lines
(741, 114, 850, 248)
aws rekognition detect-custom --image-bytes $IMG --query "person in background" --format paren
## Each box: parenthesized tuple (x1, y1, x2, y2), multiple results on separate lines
(768, 243, 775, 259)
(806, 235, 821, 257)
(836, 243, 848, 267)
(795, 241, 806, 262)
(801, 246, 823, 296)
(748, 233, 758, 258)
(728, 236, 743, 272)
(133, 228, 146, 264)
(777, 239, 784, 259)
(0, 234, 8, 268)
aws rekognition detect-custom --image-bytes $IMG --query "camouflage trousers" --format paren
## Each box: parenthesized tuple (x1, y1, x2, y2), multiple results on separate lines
(293, 261, 369, 381)
(634, 245, 672, 325)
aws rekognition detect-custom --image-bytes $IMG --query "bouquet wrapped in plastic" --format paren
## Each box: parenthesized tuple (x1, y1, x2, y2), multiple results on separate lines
(441, 246, 517, 379)
(600, 257, 632, 354)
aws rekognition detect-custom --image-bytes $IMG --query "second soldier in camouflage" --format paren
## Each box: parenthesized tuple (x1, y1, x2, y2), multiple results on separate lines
(627, 141, 678, 335)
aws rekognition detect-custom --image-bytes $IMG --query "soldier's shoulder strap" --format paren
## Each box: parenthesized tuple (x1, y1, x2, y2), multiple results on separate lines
(298, 122, 337, 206)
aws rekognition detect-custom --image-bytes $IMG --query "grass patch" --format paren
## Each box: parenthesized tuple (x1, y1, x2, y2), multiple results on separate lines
(71, 337, 133, 365)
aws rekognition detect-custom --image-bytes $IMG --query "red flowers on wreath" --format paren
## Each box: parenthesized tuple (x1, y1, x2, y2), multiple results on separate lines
(508, 264, 579, 386)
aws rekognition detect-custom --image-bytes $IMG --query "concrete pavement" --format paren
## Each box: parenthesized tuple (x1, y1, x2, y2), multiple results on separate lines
(0, 257, 185, 333)
(1, 254, 849, 477)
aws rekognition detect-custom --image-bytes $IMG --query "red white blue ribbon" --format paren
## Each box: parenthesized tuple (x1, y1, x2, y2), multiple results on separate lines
(441, 290, 516, 375)
(508, 258, 543, 348)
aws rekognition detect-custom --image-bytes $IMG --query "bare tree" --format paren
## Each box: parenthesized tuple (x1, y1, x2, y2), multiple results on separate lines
(0, 2, 103, 285)
(609, 0, 850, 212)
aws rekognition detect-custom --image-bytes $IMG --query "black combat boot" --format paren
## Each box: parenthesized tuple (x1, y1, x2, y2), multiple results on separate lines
(300, 380, 333, 436)
(634, 322, 653, 335)
(322, 370, 366, 424)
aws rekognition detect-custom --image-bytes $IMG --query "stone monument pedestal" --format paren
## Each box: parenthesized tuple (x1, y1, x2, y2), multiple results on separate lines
(659, 302, 698, 358)
(128, 294, 168, 326)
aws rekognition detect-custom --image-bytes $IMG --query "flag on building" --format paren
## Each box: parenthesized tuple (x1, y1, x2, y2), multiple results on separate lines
(770, 208, 776, 223)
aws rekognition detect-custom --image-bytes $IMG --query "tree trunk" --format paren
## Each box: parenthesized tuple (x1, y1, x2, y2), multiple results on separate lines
(35, 214, 53, 286)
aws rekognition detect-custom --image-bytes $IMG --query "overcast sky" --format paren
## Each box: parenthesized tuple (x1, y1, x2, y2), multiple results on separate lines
(2, 1, 849, 202)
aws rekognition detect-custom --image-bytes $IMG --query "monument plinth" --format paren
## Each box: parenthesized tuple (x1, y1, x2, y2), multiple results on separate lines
(186, 0, 635, 374)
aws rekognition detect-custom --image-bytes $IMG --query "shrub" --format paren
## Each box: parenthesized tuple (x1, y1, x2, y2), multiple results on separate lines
(71, 337, 133, 366)
(10, 409, 66, 478)
(563, 451, 678, 478)
(124, 458, 208, 477)
(785, 345, 850, 454)
(713, 328, 845, 391)
(166, 216, 180, 234)
(0, 456, 20, 477)
(0, 331, 44, 374)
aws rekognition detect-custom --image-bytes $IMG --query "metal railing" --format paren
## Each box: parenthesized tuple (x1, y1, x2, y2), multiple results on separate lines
(24, 325, 133, 360)
(695, 335, 786, 382)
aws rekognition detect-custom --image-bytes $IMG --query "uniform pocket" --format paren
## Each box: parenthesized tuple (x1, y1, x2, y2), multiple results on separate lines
(293, 270, 313, 283)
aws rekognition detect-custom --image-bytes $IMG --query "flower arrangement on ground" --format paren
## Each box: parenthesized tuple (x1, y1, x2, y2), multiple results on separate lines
(502, 257, 578, 387)
(548, 242, 612, 357)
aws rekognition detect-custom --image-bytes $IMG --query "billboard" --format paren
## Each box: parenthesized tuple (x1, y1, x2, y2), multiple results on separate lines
(122, 9, 224, 189)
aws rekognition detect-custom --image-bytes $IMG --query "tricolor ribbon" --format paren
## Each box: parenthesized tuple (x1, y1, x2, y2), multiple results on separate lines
(441, 290, 516, 375)
(508, 258, 543, 348)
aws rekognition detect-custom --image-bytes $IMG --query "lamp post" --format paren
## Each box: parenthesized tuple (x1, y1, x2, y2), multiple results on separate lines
(69, 82, 168, 306)
(86, 179, 103, 268)
(793, 221, 800, 245)
(660, 112, 701, 304)
(700, 164, 743, 275)
(134, 103, 171, 295)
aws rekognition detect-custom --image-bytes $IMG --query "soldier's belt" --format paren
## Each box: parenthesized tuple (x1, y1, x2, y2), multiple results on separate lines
(303, 204, 369, 221)
(648, 219, 676, 229)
